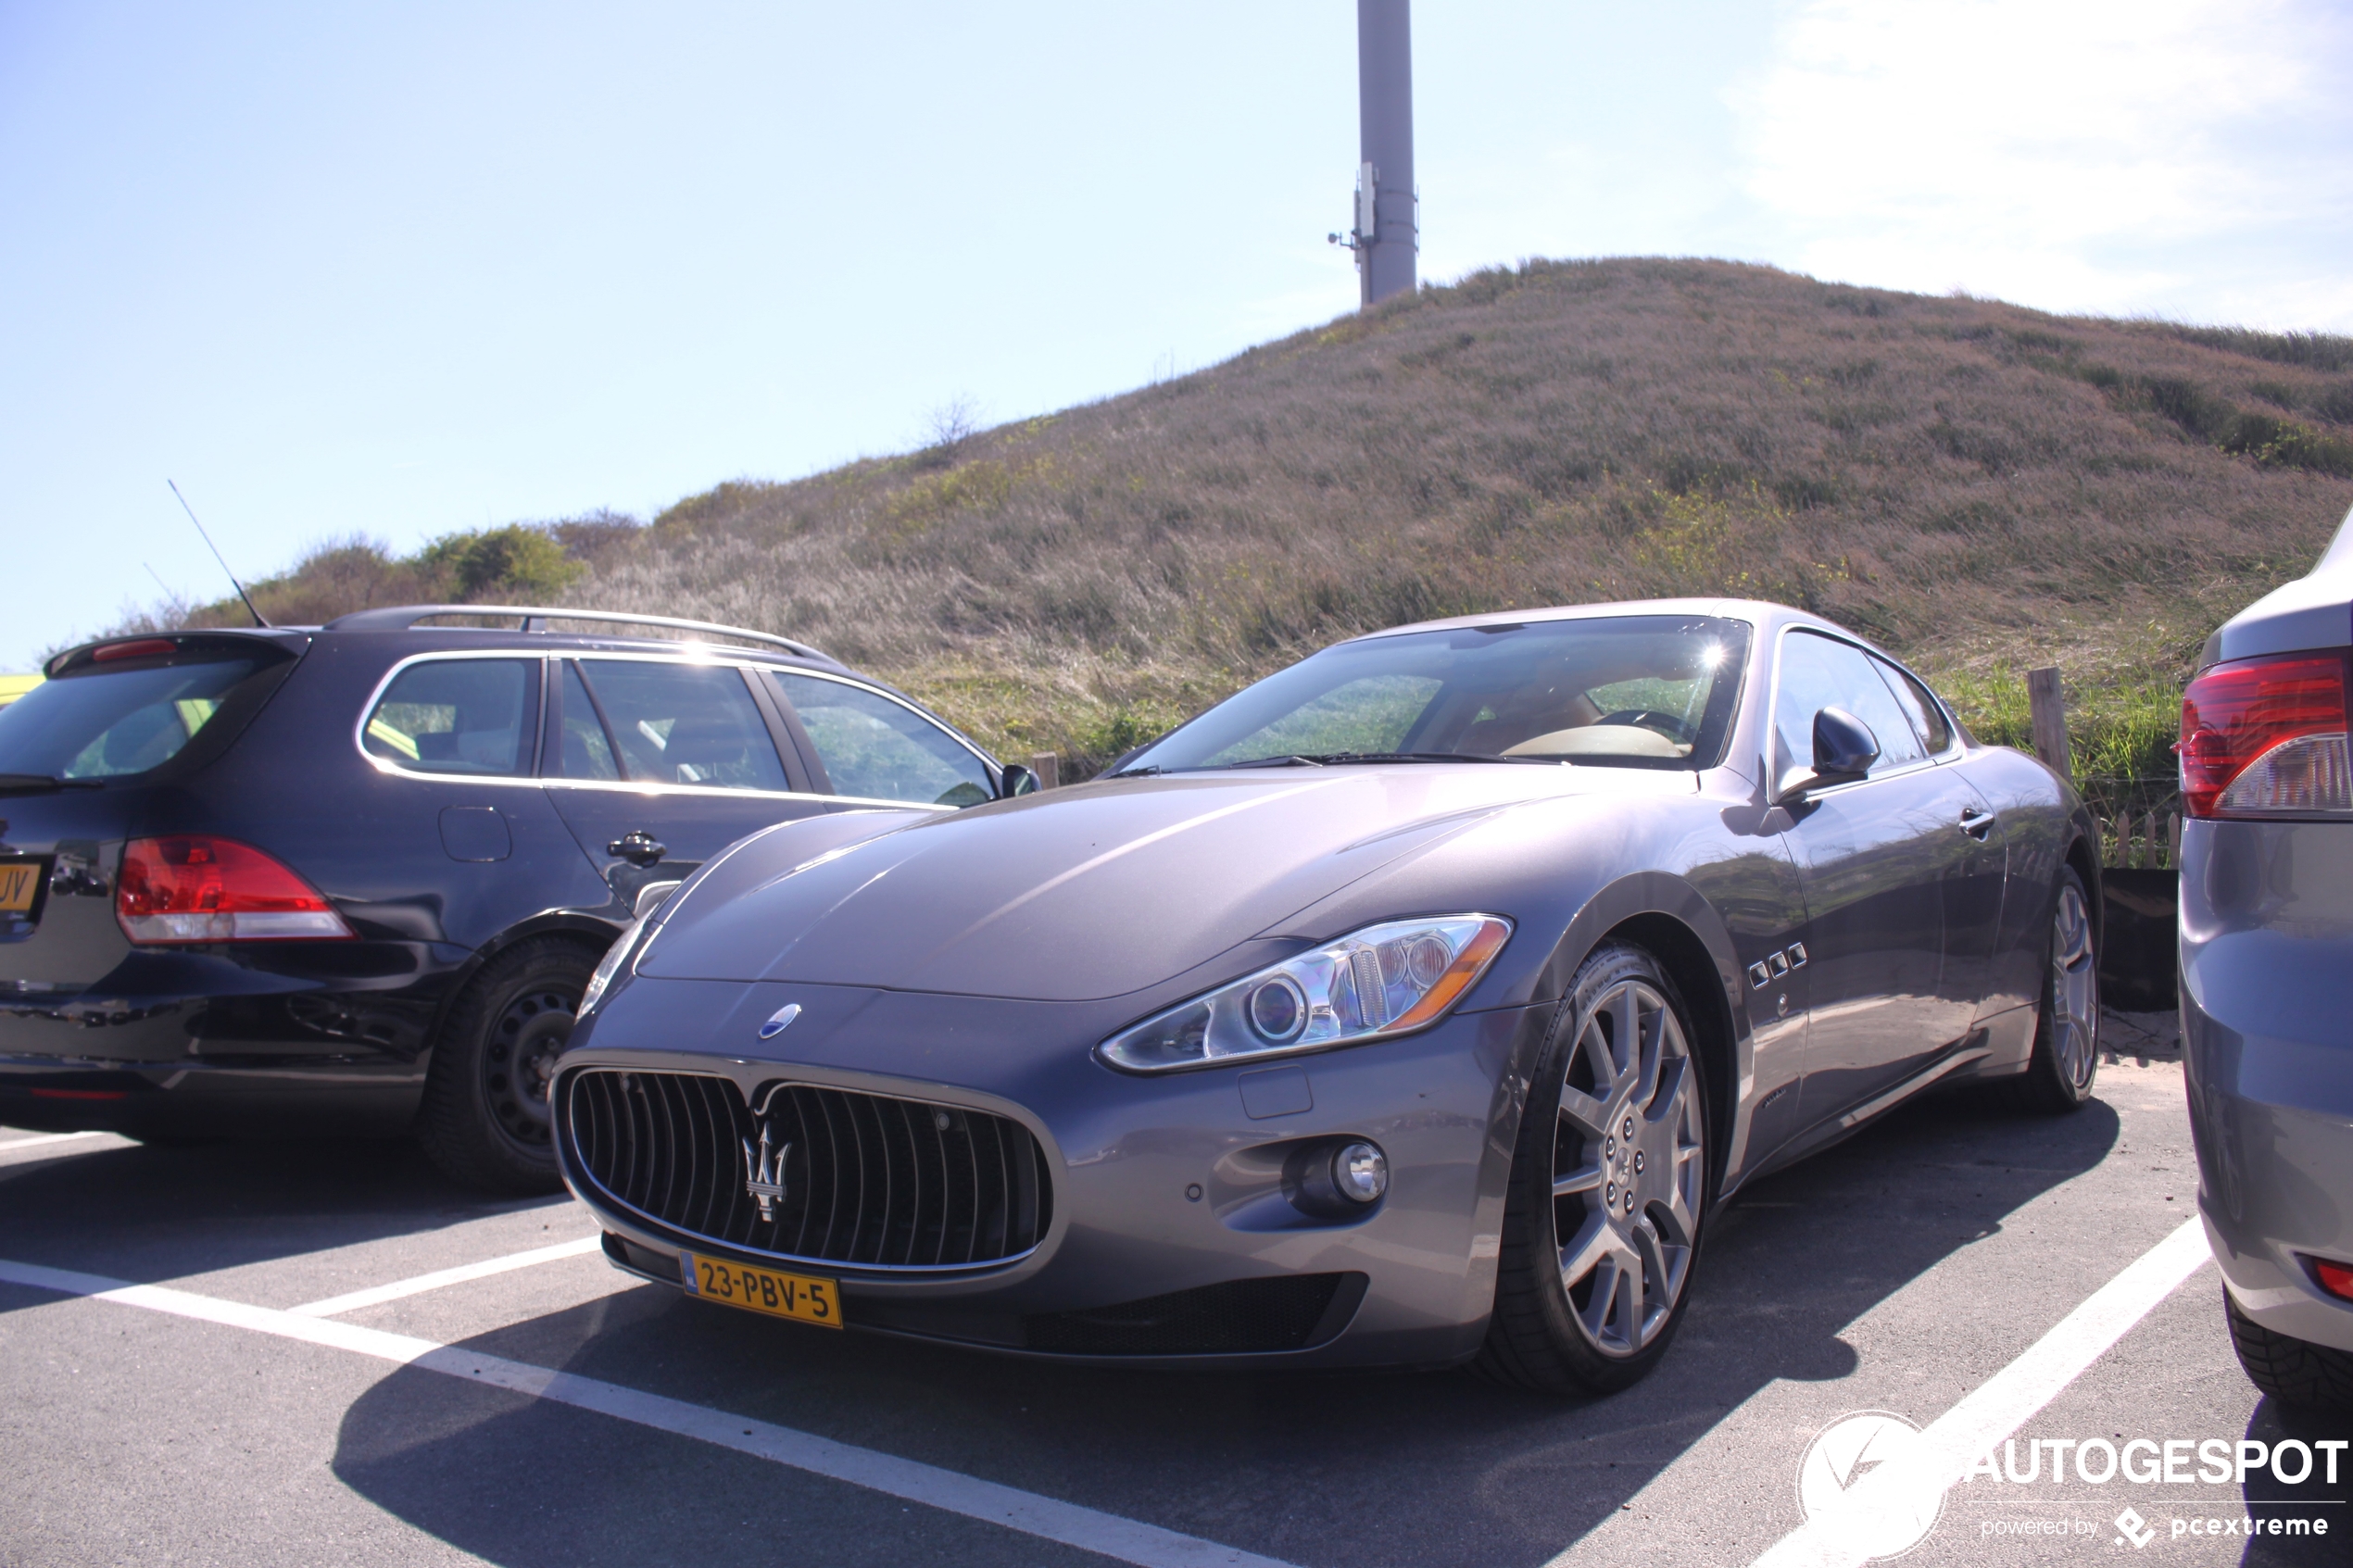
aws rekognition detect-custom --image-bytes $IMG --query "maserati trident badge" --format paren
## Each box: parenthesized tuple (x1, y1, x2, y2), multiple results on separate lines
(742, 1122, 790, 1223)
(757, 1002, 802, 1040)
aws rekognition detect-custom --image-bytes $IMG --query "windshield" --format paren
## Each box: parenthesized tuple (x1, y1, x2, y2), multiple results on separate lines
(0, 658, 262, 780)
(1125, 615, 1753, 773)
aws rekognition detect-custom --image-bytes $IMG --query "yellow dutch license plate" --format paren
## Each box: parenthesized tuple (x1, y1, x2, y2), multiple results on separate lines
(680, 1251, 841, 1328)
(0, 862, 39, 915)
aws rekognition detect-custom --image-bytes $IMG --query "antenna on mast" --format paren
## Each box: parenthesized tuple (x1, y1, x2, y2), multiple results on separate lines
(1336, 0, 1416, 308)
(167, 480, 270, 628)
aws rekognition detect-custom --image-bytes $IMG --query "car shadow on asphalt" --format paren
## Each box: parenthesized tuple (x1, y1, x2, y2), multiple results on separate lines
(2238, 1398, 2348, 1567)
(325, 1087, 2124, 1568)
(0, 1134, 559, 1295)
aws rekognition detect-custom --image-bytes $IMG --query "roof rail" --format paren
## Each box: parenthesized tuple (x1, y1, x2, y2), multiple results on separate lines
(321, 605, 833, 663)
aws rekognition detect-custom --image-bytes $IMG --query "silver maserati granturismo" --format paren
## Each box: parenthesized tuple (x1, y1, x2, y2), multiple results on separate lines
(553, 598, 2100, 1394)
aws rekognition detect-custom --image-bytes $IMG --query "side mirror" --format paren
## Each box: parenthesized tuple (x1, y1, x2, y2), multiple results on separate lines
(1775, 707, 1880, 803)
(1813, 707, 1880, 780)
(996, 763, 1040, 799)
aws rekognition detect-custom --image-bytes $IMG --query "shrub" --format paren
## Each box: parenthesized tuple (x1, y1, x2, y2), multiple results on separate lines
(419, 524, 584, 600)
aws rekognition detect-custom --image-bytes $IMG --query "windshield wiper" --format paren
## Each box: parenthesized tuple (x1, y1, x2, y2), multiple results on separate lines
(1119, 751, 1550, 775)
(1105, 764, 1167, 778)
(1270, 752, 1543, 766)
(0, 774, 105, 796)
(1248, 750, 1551, 767)
(1321, 750, 1544, 765)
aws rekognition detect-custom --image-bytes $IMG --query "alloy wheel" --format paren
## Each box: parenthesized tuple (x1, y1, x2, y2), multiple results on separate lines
(1550, 977, 1706, 1357)
(2050, 883, 2099, 1092)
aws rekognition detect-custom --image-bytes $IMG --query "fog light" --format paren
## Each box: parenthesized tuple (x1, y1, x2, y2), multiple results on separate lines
(2313, 1257, 2353, 1302)
(1333, 1141, 1388, 1204)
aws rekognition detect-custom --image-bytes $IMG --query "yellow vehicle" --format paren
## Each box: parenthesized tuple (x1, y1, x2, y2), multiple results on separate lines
(0, 674, 43, 709)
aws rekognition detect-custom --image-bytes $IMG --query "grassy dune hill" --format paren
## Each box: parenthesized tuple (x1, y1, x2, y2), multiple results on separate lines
(149, 258, 2353, 805)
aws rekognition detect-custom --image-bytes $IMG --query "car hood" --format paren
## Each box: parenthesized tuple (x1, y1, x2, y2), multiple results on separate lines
(638, 766, 1685, 1000)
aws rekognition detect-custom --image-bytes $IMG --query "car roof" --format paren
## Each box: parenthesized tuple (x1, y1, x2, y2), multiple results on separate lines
(1343, 596, 1894, 659)
(49, 607, 853, 677)
(321, 604, 840, 666)
(2204, 501, 2353, 669)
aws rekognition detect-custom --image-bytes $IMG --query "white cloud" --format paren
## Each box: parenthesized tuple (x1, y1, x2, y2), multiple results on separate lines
(1732, 0, 2353, 327)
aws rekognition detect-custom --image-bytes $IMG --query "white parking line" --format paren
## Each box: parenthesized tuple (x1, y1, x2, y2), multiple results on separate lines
(1747, 1216, 2214, 1568)
(287, 1235, 606, 1317)
(0, 1130, 112, 1153)
(0, 1256, 1294, 1568)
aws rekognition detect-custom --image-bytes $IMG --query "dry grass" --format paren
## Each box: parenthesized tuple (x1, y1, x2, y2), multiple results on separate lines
(151, 259, 2353, 799)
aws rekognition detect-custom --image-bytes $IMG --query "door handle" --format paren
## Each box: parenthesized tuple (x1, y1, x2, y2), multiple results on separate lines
(1957, 808, 1995, 841)
(607, 830, 668, 867)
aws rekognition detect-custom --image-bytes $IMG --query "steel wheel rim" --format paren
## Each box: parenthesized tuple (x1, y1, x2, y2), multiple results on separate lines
(2050, 884, 2098, 1092)
(1550, 976, 1705, 1358)
(484, 987, 575, 1147)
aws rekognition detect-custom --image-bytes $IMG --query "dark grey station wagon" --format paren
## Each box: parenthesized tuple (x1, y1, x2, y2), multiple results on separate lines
(0, 605, 1023, 1191)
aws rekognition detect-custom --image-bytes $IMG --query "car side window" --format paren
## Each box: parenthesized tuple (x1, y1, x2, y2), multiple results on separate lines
(557, 662, 620, 780)
(1873, 657, 1955, 756)
(1772, 632, 1925, 785)
(363, 659, 537, 775)
(771, 673, 992, 808)
(575, 659, 789, 791)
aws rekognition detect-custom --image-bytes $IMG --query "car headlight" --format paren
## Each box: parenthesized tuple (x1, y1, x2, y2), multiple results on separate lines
(579, 913, 654, 1018)
(578, 880, 689, 1019)
(1097, 914, 1513, 1073)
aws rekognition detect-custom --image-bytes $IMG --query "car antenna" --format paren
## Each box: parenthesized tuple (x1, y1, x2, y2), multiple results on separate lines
(167, 479, 270, 627)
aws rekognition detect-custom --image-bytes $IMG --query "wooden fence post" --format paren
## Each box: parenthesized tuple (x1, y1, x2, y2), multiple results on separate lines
(1028, 751, 1062, 790)
(2026, 666, 2073, 780)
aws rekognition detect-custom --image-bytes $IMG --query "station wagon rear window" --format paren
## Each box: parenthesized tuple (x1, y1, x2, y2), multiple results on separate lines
(0, 655, 262, 780)
(573, 659, 788, 791)
(363, 659, 538, 775)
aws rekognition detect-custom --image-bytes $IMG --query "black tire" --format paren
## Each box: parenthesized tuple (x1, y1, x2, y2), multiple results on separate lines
(417, 937, 593, 1194)
(2226, 1286, 2353, 1414)
(1476, 942, 1713, 1397)
(2003, 865, 2100, 1115)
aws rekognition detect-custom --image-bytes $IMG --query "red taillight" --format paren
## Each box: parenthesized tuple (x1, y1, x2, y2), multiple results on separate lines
(116, 836, 354, 944)
(92, 638, 176, 663)
(2180, 653, 2352, 819)
(2314, 1258, 2353, 1303)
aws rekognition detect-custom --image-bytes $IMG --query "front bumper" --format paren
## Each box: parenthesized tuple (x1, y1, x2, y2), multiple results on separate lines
(2181, 818, 2353, 1354)
(554, 975, 1554, 1370)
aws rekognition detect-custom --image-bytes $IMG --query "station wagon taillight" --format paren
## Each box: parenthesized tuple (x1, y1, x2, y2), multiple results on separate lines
(116, 836, 355, 943)
(2180, 653, 2353, 819)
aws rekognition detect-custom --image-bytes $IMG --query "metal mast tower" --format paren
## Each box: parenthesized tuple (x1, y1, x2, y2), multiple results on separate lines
(1353, 0, 1416, 307)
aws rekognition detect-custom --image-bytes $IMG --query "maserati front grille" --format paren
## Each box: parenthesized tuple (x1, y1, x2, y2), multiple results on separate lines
(564, 1069, 1052, 1270)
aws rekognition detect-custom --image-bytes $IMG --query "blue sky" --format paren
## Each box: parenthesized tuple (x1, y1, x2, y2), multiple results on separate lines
(4, 0, 2348, 665)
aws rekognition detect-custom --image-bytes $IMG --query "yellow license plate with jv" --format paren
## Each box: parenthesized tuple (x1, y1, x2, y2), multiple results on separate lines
(680, 1251, 841, 1328)
(0, 862, 39, 915)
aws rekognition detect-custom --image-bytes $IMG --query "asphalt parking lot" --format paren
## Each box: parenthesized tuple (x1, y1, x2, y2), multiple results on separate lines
(2, 1010, 2343, 1568)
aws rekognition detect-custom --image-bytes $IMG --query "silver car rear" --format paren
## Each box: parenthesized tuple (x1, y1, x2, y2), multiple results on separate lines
(2182, 502, 2353, 1406)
